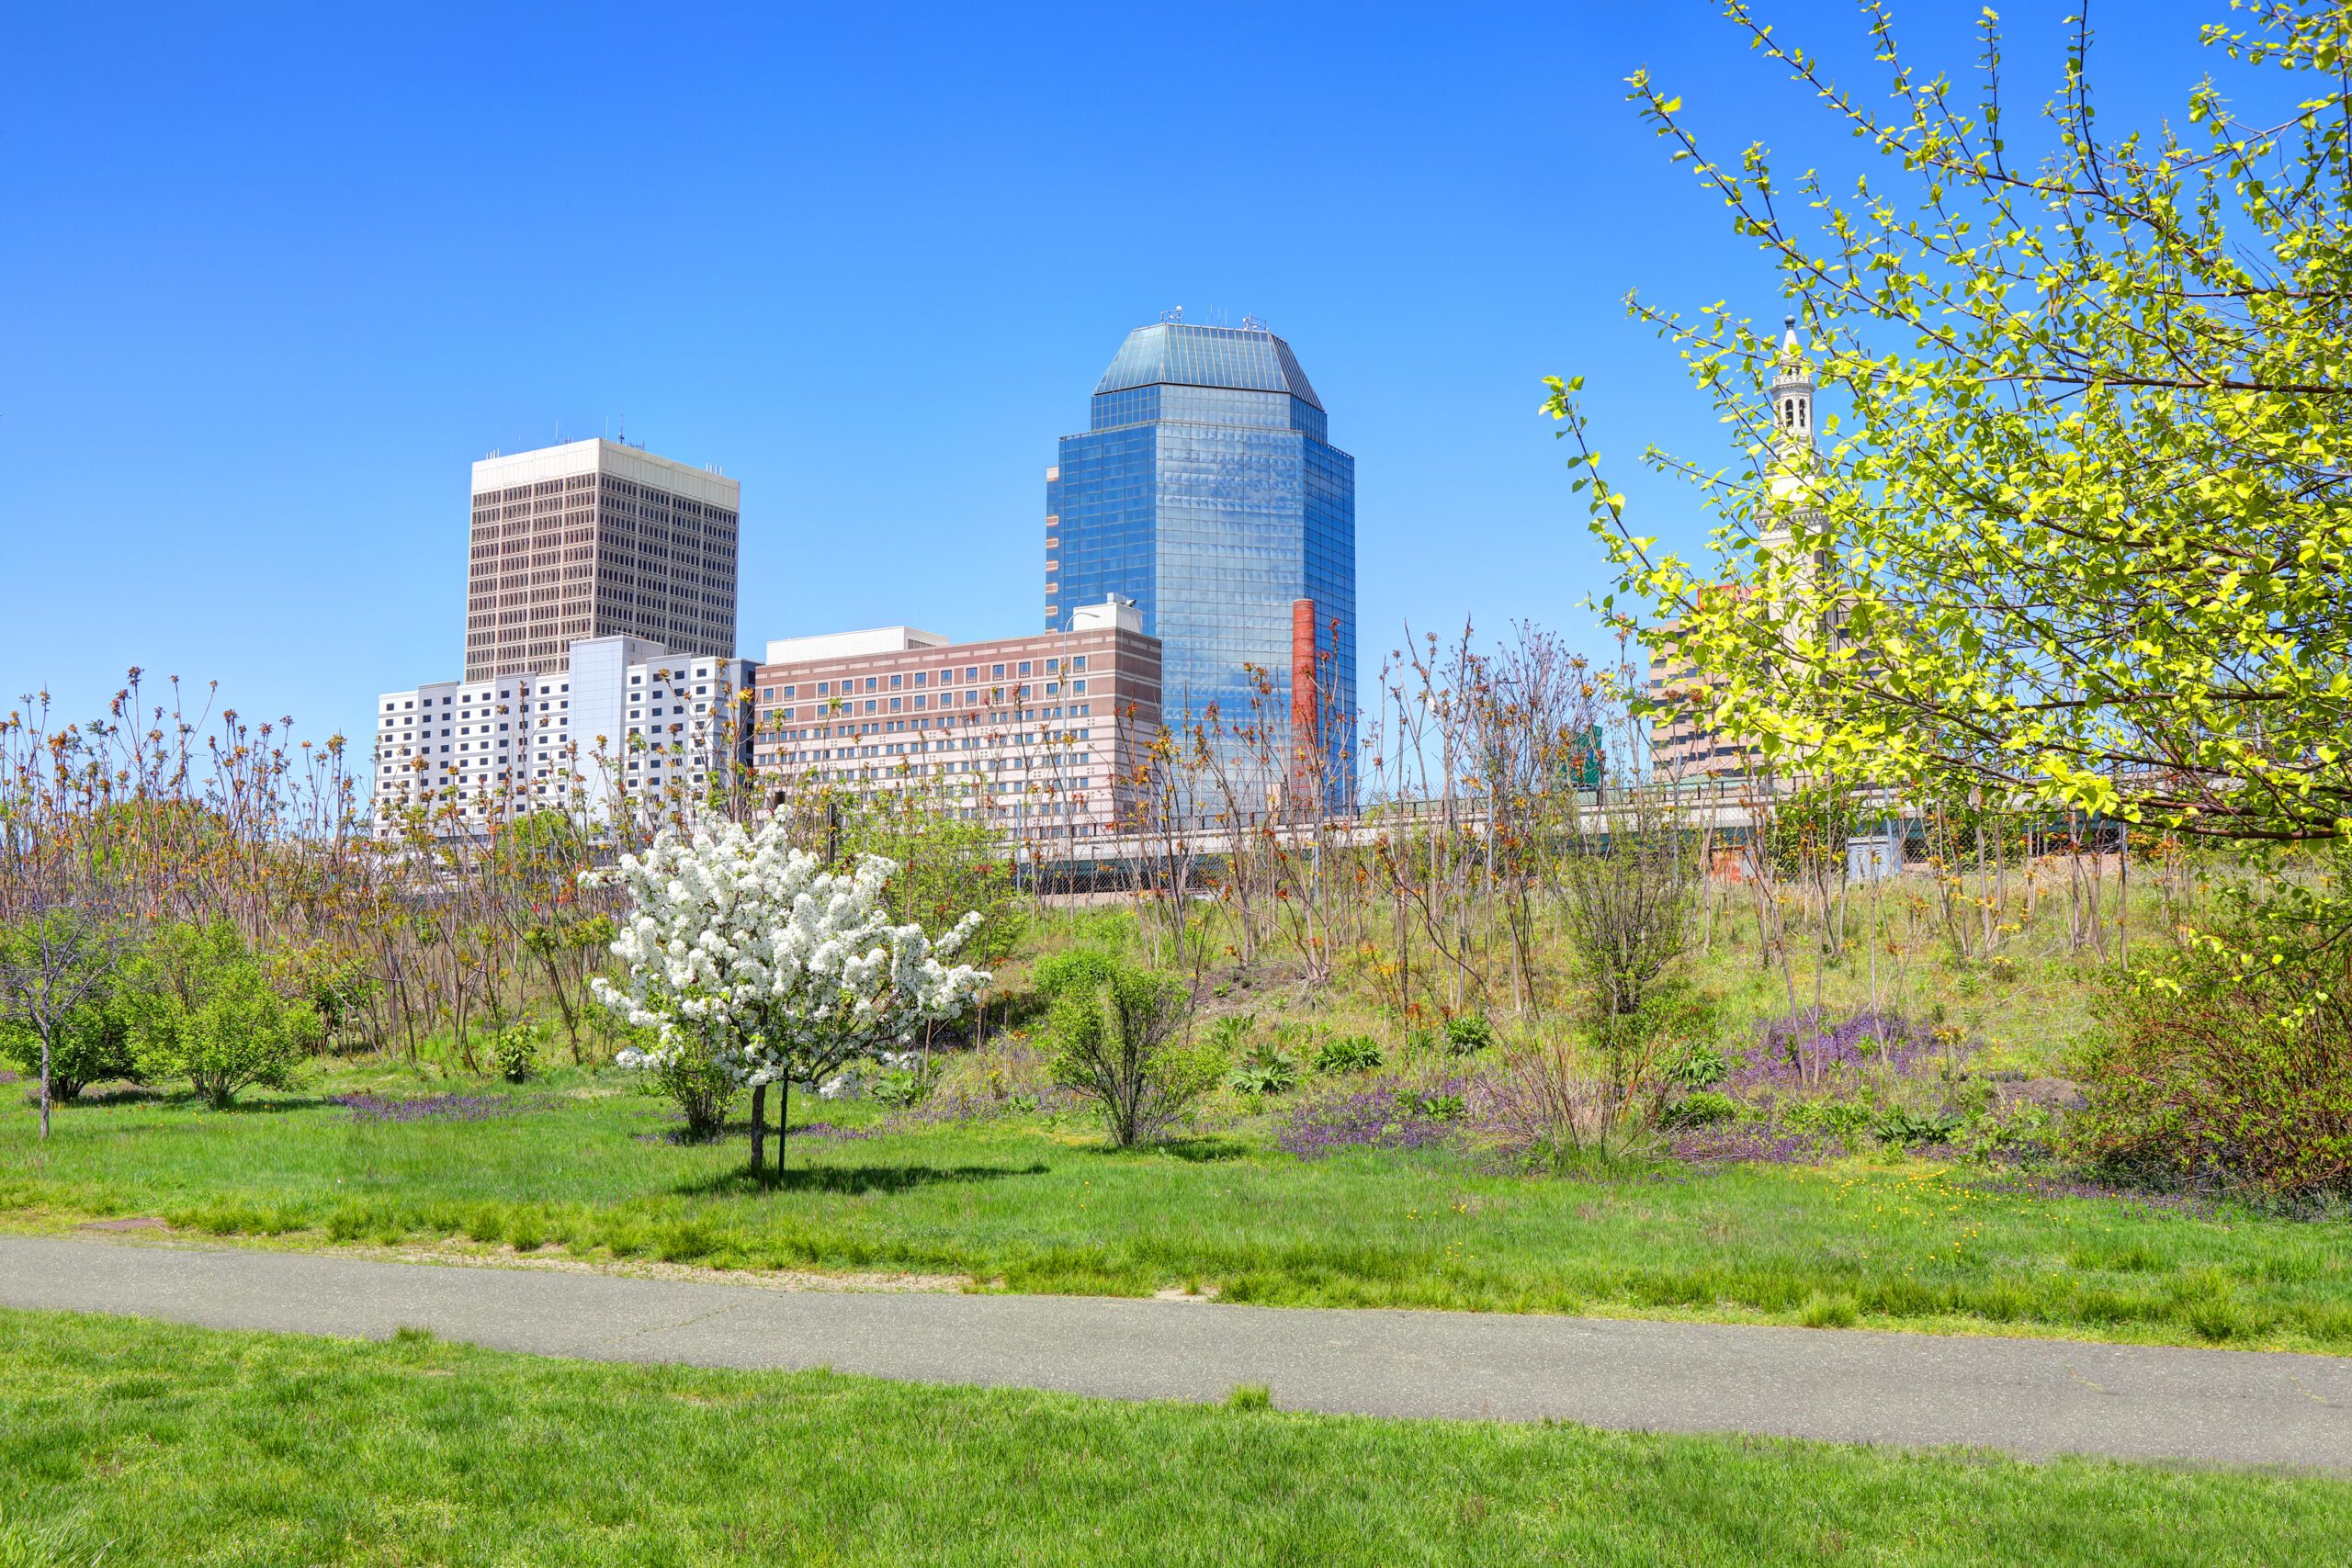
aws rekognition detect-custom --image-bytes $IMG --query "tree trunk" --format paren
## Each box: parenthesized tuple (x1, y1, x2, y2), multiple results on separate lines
(749, 1082, 767, 1176)
(40, 1025, 52, 1141)
(775, 1081, 790, 1171)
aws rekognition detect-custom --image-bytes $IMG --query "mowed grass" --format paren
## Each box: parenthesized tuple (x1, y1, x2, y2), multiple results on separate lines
(5, 1068, 2348, 1351)
(5, 1308, 2349, 1567)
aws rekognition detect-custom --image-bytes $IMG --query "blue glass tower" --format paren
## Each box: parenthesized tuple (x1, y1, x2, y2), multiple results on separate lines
(1047, 319, 1357, 807)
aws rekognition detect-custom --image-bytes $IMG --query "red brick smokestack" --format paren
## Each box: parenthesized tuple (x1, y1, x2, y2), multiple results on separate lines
(1290, 598, 1319, 790)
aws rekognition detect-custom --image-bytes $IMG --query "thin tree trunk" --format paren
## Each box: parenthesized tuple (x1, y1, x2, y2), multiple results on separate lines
(749, 1082, 767, 1176)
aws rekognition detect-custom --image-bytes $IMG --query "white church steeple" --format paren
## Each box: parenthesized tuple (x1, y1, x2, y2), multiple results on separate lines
(1770, 314, 1814, 452)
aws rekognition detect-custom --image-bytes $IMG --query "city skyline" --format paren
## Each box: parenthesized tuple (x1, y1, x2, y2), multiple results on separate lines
(1, 3, 2235, 754)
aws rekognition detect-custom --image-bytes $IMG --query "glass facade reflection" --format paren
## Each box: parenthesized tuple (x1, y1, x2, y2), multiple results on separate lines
(1048, 322, 1356, 809)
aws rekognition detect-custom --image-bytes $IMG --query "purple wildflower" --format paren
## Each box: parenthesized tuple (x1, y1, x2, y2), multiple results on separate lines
(1667, 1122, 1838, 1166)
(788, 1120, 876, 1141)
(1277, 1074, 1474, 1158)
(330, 1092, 548, 1124)
(1726, 1008, 1960, 1093)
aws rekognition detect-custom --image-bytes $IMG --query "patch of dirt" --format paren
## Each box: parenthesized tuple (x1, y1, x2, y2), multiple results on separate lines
(331, 1237, 972, 1293)
(1996, 1077, 2088, 1113)
(40, 1218, 969, 1292)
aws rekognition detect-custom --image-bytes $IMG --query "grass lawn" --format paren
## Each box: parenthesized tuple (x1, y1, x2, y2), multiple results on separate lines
(6, 1307, 2349, 1566)
(4, 1066, 2347, 1352)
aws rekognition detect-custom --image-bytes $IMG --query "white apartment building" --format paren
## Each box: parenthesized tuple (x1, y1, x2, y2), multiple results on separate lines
(373, 634, 754, 839)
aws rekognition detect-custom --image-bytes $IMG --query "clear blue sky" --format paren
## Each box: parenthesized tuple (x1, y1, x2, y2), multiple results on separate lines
(1, 1, 2226, 764)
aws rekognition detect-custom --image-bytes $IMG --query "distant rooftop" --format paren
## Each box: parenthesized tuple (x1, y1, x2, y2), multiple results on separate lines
(1094, 320, 1322, 412)
(763, 626, 949, 667)
(470, 437, 739, 507)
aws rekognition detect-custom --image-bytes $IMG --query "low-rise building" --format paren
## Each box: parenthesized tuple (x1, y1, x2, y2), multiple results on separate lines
(752, 597, 1160, 843)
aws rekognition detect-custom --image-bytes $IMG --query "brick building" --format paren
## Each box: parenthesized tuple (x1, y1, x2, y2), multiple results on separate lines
(752, 597, 1160, 843)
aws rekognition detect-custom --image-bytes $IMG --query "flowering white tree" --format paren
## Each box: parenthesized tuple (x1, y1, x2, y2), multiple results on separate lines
(587, 815, 989, 1172)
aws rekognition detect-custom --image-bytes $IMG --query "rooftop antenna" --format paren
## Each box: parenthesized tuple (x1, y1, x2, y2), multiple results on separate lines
(1160, 305, 1184, 324)
(1242, 314, 1268, 332)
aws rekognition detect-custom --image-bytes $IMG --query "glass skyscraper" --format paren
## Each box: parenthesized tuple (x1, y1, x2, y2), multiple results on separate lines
(1046, 318, 1356, 807)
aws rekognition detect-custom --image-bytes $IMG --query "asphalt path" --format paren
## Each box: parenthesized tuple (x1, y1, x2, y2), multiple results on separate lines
(5, 1235, 2347, 1471)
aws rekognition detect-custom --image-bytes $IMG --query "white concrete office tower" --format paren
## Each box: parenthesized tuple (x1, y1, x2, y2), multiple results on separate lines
(466, 439, 741, 682)
(373, 636, 755, 839)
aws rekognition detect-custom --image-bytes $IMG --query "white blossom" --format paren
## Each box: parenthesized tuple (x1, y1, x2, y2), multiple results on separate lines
(585, 815, 989, 1094)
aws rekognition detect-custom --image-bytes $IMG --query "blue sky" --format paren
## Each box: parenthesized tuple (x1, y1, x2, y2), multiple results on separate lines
(1, 1, 2230, 762)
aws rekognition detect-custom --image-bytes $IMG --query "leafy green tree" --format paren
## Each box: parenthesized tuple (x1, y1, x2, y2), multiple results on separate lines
(0, 983, 131, 1103)
(1547, 4, 2352, 897)
(0, 908, 130, 1131)
(125, 921, 318, 1108)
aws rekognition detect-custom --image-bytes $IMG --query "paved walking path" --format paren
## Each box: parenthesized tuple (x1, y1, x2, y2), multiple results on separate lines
(5, 1235, 2348, 1471)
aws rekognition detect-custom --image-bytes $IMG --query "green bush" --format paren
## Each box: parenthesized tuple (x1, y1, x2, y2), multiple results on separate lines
(1205, 1014, 1258, 1055)
(0, 989, 135, 1102)
(123, 921, 318, 1109)
(1313, 1033, 1383, 1075)
(492, 1021, 542, 1084)
(1227, 1043, 1301, 1097)
(867, 1066, 930, 1108)
(1442, 1015, 1497, 1055)
(1663, 1038, 1729, 1090)
(2072, 934, 2352, 1201)
(1871, 1106, 1963, 1148)
(1046, 961, 1221, 1147)
(1404, 1090, 1466, 1122)
(1659, 1089, 1738, 1129)
(1781, 1097, 1874, 1140)
(625, 1028, 734, 1141)
(1031, 949, 1119, 1005)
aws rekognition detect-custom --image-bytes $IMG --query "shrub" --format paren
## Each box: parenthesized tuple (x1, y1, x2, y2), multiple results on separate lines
(2071, 935, 2352, 1201)
(492, 1021, 542, 1084)
(1404, 1089, 1466, 1122)
(1872, 1105, 1963, 1148)
(1314, 1033, 1383, 1075)
(1442, 1015, 1496, 1055)
(0, 987, 134, 1101)
(1660, 1089, 1738, 1129)
(1205, 1013, 1258, 1055)
(123, 921, 318, 1109)
(1227, 1042, 1301, 1097)
(1487, 1034, 1623, 1163)
(1046, 962, 1221, 1147)
(625, 1027, 734, 1141)
(1663, 1038, 1729, 1090)
(1553, 793, 1701, 1028)
(867, 1065, 931, 1108)
(1781, 1097, 1875, 1140)
(1032, 948, 1119, 1006)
